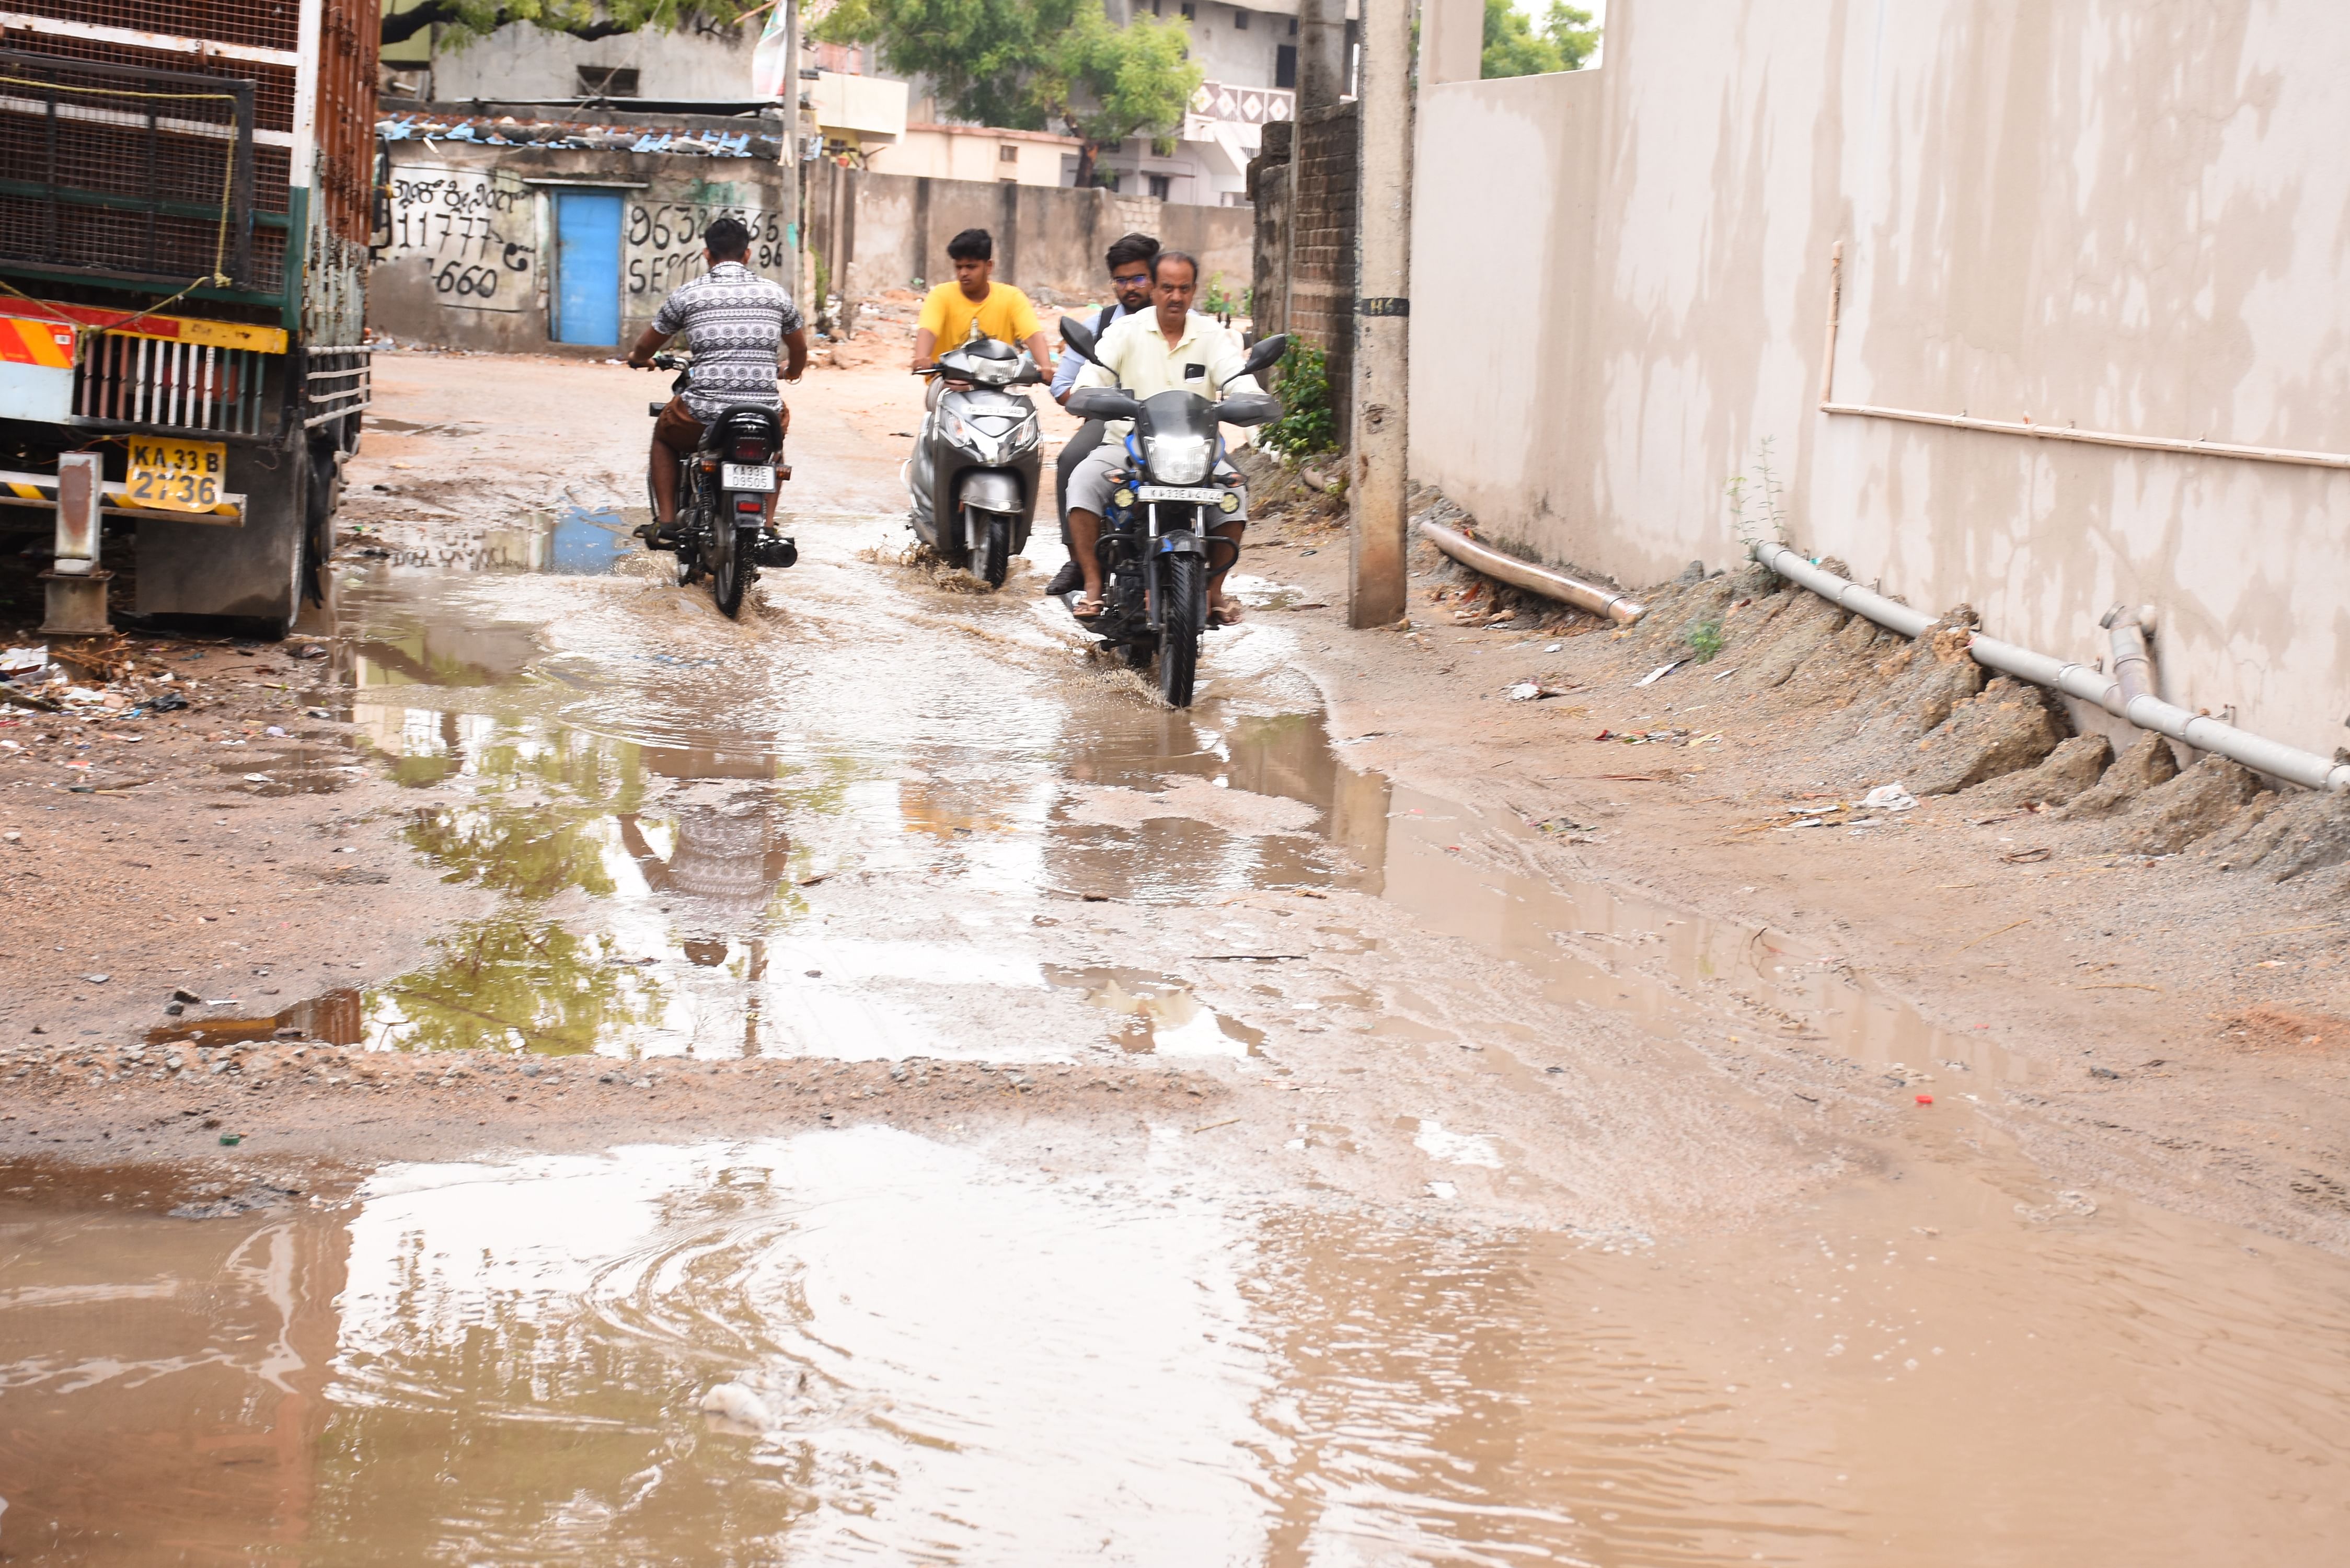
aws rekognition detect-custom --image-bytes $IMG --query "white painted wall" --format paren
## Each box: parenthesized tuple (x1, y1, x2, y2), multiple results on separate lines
(1409, 0, 2350, 759)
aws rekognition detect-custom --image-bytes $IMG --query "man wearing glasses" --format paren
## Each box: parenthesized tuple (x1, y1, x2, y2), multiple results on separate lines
(1044, 232, 1159, 597)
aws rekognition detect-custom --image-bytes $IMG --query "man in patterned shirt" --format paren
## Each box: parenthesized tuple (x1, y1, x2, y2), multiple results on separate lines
(627, 216, 809, 541)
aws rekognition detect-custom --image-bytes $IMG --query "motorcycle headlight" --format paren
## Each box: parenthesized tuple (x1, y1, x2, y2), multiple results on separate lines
(1143, 434, 1213, 486)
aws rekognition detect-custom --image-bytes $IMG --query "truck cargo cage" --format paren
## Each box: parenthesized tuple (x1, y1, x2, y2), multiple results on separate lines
(75, 329, 266, 437)
(0, 45, 256, 289)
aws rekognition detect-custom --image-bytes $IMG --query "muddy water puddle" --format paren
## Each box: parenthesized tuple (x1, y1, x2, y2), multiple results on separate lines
(5, 1131, 2347, 1564)
(296, 554, 1977, 1082)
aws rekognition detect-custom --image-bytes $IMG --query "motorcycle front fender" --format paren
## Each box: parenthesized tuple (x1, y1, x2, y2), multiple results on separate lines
(956, 468, 1024, 516)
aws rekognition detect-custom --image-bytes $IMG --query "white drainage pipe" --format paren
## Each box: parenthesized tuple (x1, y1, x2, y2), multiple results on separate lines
(1749, 541, 2350, 793)
(1422, 519, 1646, 624)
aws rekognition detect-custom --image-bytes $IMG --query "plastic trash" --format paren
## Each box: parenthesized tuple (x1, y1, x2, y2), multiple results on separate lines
(1634, 659, 1685, 687)
(1861, 782, 1919, 812)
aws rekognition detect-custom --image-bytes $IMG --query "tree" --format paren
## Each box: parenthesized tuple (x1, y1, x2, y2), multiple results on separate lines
(817, 0, 1201, 189)
(382, 0, 763, 50)
(1479, 0, 1599, 79)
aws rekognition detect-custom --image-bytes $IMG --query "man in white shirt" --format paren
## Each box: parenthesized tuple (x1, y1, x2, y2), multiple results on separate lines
(1065, 250, 1265, 625)
(1045, 231, 1159, 597)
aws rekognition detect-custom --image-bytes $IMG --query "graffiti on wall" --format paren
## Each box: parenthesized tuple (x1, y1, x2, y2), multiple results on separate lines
(382, 166, 537, 313)
(626, 201, 789, 299)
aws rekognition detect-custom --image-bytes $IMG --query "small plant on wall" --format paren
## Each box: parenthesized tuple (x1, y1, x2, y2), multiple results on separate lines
(1725, 436, 1788, 551)
(1260, 339, 1337, 458)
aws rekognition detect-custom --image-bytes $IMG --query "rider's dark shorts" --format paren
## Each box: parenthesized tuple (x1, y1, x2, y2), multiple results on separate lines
(654, 396, 790, 455)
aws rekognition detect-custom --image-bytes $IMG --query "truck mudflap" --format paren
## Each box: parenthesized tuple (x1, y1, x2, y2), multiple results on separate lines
(134, 440, 312, 633)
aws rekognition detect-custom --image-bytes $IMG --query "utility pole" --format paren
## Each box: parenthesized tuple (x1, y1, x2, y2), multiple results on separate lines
(1347, 0, 1410, 628)
(1296, 0, 1345, 112)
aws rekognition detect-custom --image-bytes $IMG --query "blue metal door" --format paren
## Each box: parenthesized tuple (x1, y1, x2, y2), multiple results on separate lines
(552, 190, 624, 345)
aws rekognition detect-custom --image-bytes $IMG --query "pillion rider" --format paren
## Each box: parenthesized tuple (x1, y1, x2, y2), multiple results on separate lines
(626, 216, 809, 546)
(911, 227, 1056, 382)
(1043, 230, 1159, 598)
(1064, 249, 1265, 627)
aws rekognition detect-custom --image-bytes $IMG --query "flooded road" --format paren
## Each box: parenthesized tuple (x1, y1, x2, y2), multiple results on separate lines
(5, 511, 2348, 1562)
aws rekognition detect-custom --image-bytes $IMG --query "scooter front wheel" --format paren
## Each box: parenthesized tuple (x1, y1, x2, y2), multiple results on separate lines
(973, 513, 1011, 589)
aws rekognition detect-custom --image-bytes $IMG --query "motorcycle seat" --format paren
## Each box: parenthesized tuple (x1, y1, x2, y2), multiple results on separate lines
(699, 405, 784, 452)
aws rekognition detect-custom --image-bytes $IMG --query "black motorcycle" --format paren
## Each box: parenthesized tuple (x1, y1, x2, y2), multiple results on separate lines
(646, 350, 797, 618)
(907, 328, 1046, 588)
(1056, 318, 1286, 707)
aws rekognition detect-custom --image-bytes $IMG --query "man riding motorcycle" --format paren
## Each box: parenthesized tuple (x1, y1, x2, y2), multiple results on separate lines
(626, 216, 809, 547)
(1064, 249, 1264, 626)
(1044, 231, 1159, 597)
(912, 227, 1055, 381)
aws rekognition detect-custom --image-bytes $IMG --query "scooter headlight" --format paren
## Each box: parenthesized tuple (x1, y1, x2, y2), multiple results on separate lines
(1143, 433, 1213, 486)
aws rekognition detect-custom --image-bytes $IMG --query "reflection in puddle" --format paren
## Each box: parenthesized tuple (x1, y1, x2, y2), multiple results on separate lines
(355, 502, 641, 575)
(7, 1132, 2349, 1564)
(1044, 965, 1266, 1056)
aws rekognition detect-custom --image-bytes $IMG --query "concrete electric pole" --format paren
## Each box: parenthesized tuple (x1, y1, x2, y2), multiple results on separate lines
(1347, 0, 1411, 628)
(1295, 0, 1346, 112)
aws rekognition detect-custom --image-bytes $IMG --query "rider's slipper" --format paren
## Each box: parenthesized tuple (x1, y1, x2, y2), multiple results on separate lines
(1207, 603, 1245, 627)
(1073, 598, 1105, 621)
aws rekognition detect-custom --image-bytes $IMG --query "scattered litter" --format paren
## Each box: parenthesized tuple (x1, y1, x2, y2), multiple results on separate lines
(1634, 659, 1685, 687)
(263, 725, 287, 737)
(241, 773, 271, 783)
(1861, 782, 1918, 812)
(2001, 847, 2053, 864)
(0, 645, 46, 676)
(80, 973, 108, 984)
(149, 692, 188, 712)
(1915, 1093, 1934, 1105)
(1709, 666, 1741, 681)
(1505, 682, 1579, 701)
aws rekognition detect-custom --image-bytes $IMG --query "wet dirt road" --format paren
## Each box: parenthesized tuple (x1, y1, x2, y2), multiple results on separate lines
(3, 355, 2347, 1564)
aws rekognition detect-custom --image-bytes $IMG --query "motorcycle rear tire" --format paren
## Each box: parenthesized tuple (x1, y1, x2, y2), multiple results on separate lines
(973, 513, 1011, 589)
(711, 519, 750, 618)
(1158, 554, 1204, 707)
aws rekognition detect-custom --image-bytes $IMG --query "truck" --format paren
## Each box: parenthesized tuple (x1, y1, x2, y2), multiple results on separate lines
(0, 0, 377, 637)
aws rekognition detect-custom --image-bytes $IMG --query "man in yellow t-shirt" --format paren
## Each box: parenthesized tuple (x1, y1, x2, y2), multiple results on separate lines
(911, 227, 1054, 379)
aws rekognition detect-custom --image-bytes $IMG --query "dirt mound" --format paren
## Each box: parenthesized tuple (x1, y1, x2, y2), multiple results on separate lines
(2124, 755, 2266, 854)
(2218, 1004, 2350, 1054)
(2057, 731, 2180, 818)
(1906, 677, 2067, 795)
(1965, 733, 2113, 809)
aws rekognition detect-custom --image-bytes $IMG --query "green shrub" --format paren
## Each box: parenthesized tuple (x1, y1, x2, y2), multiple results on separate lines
(1259, 339, 1337, 458)
(1685, 618, 1725, 663)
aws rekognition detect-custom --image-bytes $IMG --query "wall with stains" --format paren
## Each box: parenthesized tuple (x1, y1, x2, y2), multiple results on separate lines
(370, 144, 797, 357)
(1409, 0, 2350, 757)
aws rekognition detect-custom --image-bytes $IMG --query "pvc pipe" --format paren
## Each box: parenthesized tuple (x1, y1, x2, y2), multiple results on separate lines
(1747, 540, 1933, 639)
(1749, 541, 2350, 793)
(2101, 603, 2157, 707)
(1422, 519, 1646, 623)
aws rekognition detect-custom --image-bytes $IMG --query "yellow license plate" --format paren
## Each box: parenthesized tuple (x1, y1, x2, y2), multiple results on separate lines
(124, 439, 227, 513)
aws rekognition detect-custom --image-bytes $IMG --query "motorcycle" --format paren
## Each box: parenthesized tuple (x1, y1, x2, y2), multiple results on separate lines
(646, 350, 798, 618)
(906, 326, 1045, 588)
(1055, 317, 1287, 707)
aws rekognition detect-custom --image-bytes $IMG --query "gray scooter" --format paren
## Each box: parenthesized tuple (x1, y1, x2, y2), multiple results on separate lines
(907, 326, 1046, 587)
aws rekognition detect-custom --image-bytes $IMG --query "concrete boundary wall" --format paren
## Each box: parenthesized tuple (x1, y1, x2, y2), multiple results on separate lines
(807, 159, 1254, 306)
(1409, 0, 2350, 757)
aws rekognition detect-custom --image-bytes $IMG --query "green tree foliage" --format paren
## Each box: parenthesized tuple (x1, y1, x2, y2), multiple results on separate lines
(818, 0, 1202, 187)
(383, 0, 762, 49)
(1480, 0, 1599, 79)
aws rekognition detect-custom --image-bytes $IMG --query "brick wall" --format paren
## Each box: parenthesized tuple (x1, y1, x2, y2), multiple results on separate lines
(1246, 121, 1292, 339)
(1287, 101, 1358, 433)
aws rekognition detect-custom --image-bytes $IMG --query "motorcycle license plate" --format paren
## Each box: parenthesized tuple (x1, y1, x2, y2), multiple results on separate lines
(124, 439, 227, 513)
(1135, 485, 1223, 504)
(721, 463, 777, 492)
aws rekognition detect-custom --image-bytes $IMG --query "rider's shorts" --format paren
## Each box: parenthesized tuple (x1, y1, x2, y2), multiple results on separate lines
(1065, 443, 1249, 524)
(655, 396, 792, 455)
